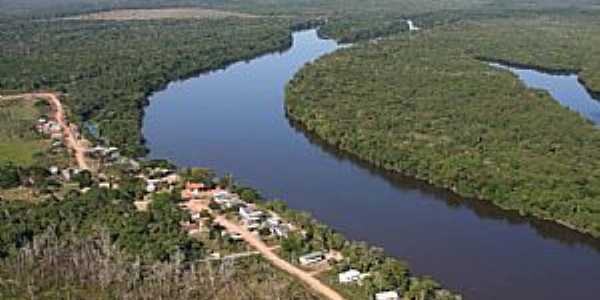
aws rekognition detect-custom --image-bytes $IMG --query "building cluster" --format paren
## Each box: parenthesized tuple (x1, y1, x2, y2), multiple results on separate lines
(87, 146, 121, 163)
(335, 268, 403, 300)
(238, 204, 291, 238)
(35, 117, 63, 141)
(336, 263, 416, 299)
(179, 181, 295, 241)
(46, 165, 83, 184)
(139, 167, 181, 194)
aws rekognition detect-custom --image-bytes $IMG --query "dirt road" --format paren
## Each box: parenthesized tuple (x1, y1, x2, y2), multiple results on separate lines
(183, 200, 346, 300)
(215, 216, 347, 300)
(1, 92, 90, 170)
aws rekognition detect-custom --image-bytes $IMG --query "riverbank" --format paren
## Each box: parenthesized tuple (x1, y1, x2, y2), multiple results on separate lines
(480, 57, 600, 104)
(180, 182, 460, 300)
(285, 18, 600, 239)
(0, 17, 296, 156)
(143, 28, 600, 300)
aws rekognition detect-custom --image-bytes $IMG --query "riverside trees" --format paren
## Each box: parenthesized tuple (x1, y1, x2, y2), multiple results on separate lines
(0, 17, 293, 156)
(286, 15, 600, 237)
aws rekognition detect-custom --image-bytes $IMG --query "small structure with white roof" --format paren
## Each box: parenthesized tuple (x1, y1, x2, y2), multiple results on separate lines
(374, 291, 400, 300)
(338, 269, 361, 284)
(239, 206, 263, 222)
(298, 251, 325, 266)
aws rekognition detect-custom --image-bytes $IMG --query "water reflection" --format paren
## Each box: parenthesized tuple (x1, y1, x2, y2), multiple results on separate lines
(143, 30, 600, 300)
(287, 117, 600, 251)
(489, 62, 600, 125)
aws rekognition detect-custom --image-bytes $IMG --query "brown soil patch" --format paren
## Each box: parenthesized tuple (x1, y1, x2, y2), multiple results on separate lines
(66, 8, 258, 21)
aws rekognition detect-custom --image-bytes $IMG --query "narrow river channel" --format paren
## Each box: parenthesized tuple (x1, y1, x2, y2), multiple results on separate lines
(143, 30, 600, 300)
(490, 62, 600, 124)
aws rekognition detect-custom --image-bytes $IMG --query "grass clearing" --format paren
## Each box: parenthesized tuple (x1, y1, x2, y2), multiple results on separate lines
(0, 98, 49, 166)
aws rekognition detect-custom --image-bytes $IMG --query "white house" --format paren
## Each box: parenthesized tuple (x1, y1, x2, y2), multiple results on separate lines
(214, 190, 234, 206)
(338, 269, 361, 284)
(298, 251, 325, 266)
(266, 216, 281, 227)
(239, 206, 263, 222)
(49, 166, 59, 175)
(191, 212, 200, 221)
(146, 182, 157, 193)
(269, 224, 289, 238)
(229, 232, 243, 241)
(375, 291, 400, 300)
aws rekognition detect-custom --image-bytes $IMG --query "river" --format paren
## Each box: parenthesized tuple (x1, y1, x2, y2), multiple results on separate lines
(490, 62, 600, 124)
(142, 30, 600, 300)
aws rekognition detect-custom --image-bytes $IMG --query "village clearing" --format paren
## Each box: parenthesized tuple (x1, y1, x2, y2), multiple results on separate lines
(0, 96, 49, 165)
(177, 187, 346, 300)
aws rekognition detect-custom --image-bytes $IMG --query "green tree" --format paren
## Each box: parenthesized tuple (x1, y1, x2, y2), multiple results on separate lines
(0, 163, 21, 189)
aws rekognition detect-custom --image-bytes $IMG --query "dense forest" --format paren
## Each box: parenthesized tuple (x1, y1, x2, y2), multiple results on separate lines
(0, 17, 293, 155)
(2, 1, 599, 157)
(286, 15, 600, 237)
(3, 0, 600, 298)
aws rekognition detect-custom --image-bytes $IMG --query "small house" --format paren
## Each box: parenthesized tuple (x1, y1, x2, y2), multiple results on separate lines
(228, 232, 243, 241)
(61, 168, 81, 182)
(239, 206, 263, 222)
(162, 174, 181, 185)
(50, 132, 63, 140)
(338, 269, 361, 284)
(266, 217, 281, 227)
(298, 251, 325, 266)
(374, 291, 400, 300)
(48, 122, 62, 134)
(146, 182, 157, 193)
(246, 221, 261, 231)
(270, 225, 288, 238)
(48, 166, 59, 175)
(182, 182, 209, 199)
(214, 190, 232, 204)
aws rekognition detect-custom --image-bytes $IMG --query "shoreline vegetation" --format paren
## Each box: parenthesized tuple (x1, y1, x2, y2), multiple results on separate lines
(286, 16, 600, 238)
(0, 156, 462, 299)
(0, 14, 461, 299)
(478, 57, 600, 102)
(0, 16, 297, 156)
(3, 1, 600, 299)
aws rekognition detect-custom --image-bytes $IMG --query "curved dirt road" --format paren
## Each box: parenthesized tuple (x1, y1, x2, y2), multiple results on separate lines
(1, 92, 90, 170)
(183, 200, 346, 300)
(215, 215, 347, 300)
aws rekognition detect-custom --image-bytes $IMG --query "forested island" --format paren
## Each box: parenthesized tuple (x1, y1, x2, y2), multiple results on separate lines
(286, 14, 600, 237)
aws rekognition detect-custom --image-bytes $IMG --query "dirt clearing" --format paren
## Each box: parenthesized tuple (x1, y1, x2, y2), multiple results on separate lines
(66, 8, 259, 21)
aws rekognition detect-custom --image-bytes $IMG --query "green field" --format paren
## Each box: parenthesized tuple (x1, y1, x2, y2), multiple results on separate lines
(286, 15, 600, 237)
(0, 98, 48, 165)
